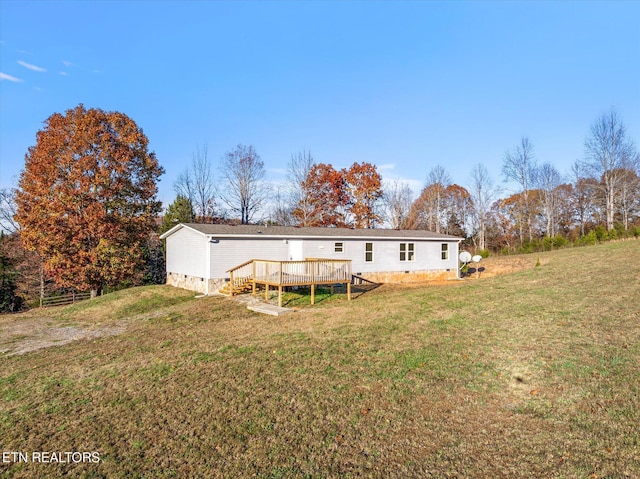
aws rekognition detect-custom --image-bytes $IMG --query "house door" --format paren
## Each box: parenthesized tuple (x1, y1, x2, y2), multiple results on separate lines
(288, 240, 304, 261)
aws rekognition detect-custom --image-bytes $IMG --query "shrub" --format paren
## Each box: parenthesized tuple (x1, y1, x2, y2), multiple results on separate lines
(594, 225, 608, 242)
(578, 230, 598, 246)
(553, 235, 569, 248)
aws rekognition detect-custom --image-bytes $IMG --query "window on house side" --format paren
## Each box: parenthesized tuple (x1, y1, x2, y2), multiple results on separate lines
(400, 243, 415, 261)
(335, 242, 343, 253)
(365, 242, 373, 262)
(441, 243, 449, 260)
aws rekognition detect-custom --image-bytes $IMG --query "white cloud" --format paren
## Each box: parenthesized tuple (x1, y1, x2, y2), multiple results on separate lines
(17, 60, 46, 72)
(377, 163, 396, 171)
(62, 60, 72, 67)
(0, 72, 23, 82)
(59, 71, 68, 76)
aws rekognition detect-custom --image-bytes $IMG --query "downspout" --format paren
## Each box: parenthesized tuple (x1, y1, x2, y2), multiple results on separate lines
(457, 239, 463, 279)
(205, 235, 212, 295)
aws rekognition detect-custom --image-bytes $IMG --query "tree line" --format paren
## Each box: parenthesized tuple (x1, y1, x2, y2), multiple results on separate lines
(1, 105, 638, 311)
(165, 109, 639, 251)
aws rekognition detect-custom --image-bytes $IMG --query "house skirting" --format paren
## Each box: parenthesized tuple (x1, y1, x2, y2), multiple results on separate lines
(166, 272, 226, 294)
(357, 269, 458, 284)
(167, 269, 458, 294)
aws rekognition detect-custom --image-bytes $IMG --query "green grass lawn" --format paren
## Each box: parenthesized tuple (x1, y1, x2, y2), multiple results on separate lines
(1, 240, 639, 478)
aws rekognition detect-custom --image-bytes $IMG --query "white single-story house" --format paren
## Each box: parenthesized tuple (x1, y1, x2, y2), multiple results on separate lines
(159, 223, 463, 294)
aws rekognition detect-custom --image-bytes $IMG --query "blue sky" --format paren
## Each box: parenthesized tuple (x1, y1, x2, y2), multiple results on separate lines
(1, 0, 639, 208)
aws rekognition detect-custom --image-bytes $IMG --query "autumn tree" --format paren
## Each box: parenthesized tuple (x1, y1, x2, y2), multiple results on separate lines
(15, 104, 164, 296)
(297, 163, 349, 227)
(583, 109, 638, 231)
(220, 144, 268, 224)
(442, 184, 473, 237)
(343, 162, 383, 228)
(408, 165, 451, 232)
(174, 144, 216, 222)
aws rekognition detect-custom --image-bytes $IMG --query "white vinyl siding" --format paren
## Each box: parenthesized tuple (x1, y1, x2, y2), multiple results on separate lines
(165, 227, 207, 278)
(209, 238, 289, 278)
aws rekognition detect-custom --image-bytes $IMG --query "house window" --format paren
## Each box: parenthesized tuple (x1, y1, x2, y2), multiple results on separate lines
(441, 243, 449, 260)
(365, 242, 373, 262)
(400, 243, 415, 261)
(334, 242, 344, 253)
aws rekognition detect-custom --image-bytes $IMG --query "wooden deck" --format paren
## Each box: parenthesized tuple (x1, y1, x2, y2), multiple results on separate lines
(225, 259, 353, 306)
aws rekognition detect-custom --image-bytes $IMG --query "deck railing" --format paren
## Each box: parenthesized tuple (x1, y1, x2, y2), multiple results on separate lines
(252, 259, 351, 285)
(227, 259, 254, 292)
(226, 259, 353, 306)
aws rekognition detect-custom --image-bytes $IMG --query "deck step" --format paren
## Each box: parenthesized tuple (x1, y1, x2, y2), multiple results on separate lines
(218, 279, 252, 296)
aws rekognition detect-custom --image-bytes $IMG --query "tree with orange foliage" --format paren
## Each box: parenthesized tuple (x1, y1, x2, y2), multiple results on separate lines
(408, 165, 451, 233)
(344, 162, 383, 228)
(295, 163, 349, 227)
(15, 105, 164, 296)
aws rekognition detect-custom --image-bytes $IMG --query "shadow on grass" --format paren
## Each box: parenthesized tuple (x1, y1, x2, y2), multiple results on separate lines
(278, 278, 380, 307)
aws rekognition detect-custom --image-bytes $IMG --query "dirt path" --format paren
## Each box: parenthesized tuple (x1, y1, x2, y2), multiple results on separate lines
(0, 315, 125, 356)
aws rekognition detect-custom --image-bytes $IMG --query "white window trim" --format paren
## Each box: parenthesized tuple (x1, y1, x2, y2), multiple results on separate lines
(400, 243, 415, 262)
(365, 242, 374, 263)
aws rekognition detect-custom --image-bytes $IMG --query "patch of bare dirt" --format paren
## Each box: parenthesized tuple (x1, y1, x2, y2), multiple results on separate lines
(475, 254, 541, 278)
(0, 316, 125, 356)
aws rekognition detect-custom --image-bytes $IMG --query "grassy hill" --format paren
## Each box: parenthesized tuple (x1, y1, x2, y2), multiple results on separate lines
(1, 240, 639, 478)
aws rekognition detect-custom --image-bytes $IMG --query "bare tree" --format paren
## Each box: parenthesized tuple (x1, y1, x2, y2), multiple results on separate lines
(468, 164, 499, 250)
(173, 145, 216, 222)
(382, 180, 414, 229)
(0, 187, 20, 234)
(569, 160, 596, 236)
(502, 137, 537, 243)
(583, 109, 637, 231)
(537, 163, 563, 237)
(221, 144, 269, 224)
(287, 150, 315, 226)
(616, 157, 640, 230)
(270, 187, 295, 226)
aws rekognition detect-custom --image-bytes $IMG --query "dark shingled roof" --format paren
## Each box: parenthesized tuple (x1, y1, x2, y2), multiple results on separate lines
(166, 223, 461, 241)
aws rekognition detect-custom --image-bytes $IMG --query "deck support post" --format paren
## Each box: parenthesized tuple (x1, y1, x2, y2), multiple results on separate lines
(347, 281, 351, 301)
(265, 284, 269, 301)
(252, 280, 256, 296)
(311, 284, 315, 305)
(278, 286, 283, 307)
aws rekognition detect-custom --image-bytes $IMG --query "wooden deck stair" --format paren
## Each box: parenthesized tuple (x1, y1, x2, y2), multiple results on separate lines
(218, 278, 252, 296)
